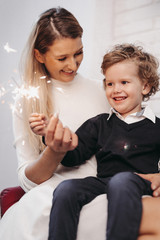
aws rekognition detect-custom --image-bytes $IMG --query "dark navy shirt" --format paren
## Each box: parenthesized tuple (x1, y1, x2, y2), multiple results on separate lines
(62, 113, 160, 178)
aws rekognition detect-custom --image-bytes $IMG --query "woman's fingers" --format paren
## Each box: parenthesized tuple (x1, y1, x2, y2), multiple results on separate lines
(60, 127, 70, 148)
(29, 120, 45, 129)
(29, 113, 46, 123)
(153, 187, 160, 197)
(137, 173, 160, 197)
(53, 121, 65, 150)
(69, 132, 78, 150)
(54, 126, 78, 152)
(61, 128, 78, 151)
(29, 112, 39, 118)
(151, 175, 160, 197)
(32, 125, 45, 132)
(45, 116, 59, 145)
(45, 116, 78, 153)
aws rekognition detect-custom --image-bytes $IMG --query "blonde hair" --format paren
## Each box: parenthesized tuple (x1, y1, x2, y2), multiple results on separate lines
(18, 7, 83, 152)
(101, 43, 160, 101)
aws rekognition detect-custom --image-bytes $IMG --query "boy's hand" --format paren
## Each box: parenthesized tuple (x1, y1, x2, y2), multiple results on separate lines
(137, 173, 160, 197)
(29, 113, 48, 136)
(45, 115, 78, 154)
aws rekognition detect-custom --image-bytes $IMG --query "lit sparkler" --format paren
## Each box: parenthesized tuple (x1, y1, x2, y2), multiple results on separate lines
(0, 76, 40, 114)
(12, 85, 40, 113)
(12, 85, 40, 100)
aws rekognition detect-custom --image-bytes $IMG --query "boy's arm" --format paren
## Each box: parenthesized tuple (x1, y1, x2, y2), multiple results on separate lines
(61, 118, 98, 167)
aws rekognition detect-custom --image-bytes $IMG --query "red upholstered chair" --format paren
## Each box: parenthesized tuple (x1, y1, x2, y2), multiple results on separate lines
(0, 186, 25, 217)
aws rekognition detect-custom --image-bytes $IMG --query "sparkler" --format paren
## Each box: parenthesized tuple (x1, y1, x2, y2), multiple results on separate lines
(1, 43, 45, 148)
(1, 41, 64, 115)
(0, 76, 40, 115)
(12, 85, 40, 100)
(12, 85, 40, 113)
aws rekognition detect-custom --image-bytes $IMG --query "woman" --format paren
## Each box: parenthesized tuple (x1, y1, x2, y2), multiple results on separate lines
(0, 7, 109, 240)
(0, 7, 160, 240)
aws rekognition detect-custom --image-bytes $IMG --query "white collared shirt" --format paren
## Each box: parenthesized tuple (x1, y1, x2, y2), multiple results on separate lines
(107, 105, 156, 124)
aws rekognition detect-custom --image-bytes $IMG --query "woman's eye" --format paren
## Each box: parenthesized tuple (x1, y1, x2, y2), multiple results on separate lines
(58, 57, 66, 61)
(75, 51, 83, 57)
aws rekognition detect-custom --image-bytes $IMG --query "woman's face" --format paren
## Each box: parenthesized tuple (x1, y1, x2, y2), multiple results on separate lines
(35, 37, 83, 82)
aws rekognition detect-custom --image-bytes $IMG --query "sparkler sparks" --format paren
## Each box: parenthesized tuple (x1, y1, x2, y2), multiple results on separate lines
(13, 85, 40, 100)
(4, 42, 17, 53)
(12, 85, 40, 113)
(0, 86, 6, 98)
(0, 76, 40, 115)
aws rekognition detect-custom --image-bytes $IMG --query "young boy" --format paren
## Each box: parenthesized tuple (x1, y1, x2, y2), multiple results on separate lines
(30, 44, 160, 240)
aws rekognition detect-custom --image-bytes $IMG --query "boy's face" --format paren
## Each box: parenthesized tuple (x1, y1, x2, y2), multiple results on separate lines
(104, 60, 151, 118)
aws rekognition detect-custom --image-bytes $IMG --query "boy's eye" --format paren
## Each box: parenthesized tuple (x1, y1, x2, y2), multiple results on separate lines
(122, 81, 128, 84)
(106, 82, 113, 87)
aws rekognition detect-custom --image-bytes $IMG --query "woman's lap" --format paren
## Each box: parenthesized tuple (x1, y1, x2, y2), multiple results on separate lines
(1, 171, 160, 240)
(140, 196, 160, 236)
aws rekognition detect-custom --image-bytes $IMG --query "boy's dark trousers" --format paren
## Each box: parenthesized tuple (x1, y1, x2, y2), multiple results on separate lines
(48, 172, 152, 240)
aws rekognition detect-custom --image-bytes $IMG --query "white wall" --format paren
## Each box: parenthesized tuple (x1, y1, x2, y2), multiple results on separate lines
(0, 0, 113, 192)
(113, 0, 160, 117)
(0, 0, 160, 192)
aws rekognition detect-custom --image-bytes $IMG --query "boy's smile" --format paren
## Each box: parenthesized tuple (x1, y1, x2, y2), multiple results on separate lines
(104, 60, 151, 118)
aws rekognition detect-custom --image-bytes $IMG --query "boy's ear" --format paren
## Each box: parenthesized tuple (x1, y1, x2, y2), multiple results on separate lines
(34, 49, 44, 63)
(142, 82, 151, 95)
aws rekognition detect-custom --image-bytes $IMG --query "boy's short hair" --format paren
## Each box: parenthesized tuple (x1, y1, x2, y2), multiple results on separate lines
(101, 43, 160, 100)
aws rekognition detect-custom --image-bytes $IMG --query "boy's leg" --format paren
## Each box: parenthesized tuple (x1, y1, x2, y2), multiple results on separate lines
(106, 172, 153, 240)
(48, 177, 106, 240)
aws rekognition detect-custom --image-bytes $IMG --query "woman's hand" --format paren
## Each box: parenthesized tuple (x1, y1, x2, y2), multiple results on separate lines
(137, 173, 160, 197)
(29, 113, 48, 136)
(45, 115, 78, 154)
(26, 113, 78, 184)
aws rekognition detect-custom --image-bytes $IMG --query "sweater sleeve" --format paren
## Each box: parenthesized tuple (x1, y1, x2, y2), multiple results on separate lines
(61, 116, 99, 167)
(12, 96, 38, 192)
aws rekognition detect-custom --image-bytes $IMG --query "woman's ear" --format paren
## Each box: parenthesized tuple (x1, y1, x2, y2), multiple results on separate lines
(34, 49, 44, 63)
(142, 82, 151, 95)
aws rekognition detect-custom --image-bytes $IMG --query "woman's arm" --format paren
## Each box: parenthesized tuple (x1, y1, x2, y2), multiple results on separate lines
(25, 146, 65, 184)
(13, 96, 77, 190)
(25, 116, 78, 184)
